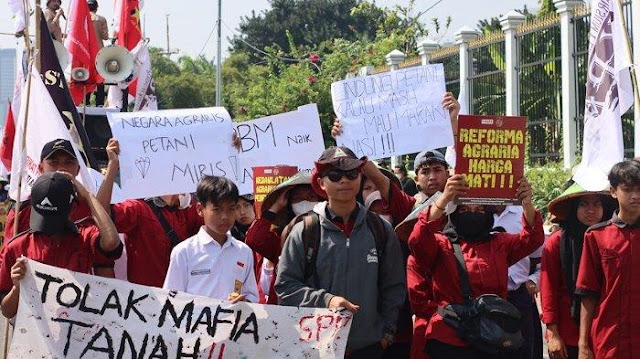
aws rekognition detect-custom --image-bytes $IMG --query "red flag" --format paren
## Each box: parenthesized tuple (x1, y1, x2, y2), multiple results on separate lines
(65, 0, 102, 105)
(117, 0, 142, 95)
(0, 101, 16, 171)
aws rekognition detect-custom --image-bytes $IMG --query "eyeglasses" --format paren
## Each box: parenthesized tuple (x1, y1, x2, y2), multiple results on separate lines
(324, 169, 360, 182)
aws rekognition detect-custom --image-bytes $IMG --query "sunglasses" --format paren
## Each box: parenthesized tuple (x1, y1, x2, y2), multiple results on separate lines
(323, 169, 360, 182)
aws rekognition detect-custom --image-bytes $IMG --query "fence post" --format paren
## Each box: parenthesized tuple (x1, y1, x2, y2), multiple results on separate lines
(633, 0, 640, 157)
(385, 50, 406, 168)
(500, 11, 526, 116)
(455, 26, 480, 114)
(555, 0, 582, 168)
(417, 38, 439, 65)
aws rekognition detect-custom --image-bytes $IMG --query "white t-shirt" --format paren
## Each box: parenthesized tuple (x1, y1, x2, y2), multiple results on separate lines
(163, 227, 259, 303)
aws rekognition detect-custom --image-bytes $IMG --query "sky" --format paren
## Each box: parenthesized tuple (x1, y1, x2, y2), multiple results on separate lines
(0, 0, 543, 61)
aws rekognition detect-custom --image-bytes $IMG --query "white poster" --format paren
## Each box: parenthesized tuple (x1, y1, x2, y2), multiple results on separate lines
(107, 107, 235, 199)
(331, 64, 453, 159)
(232, 104, 325, 194)
(11, 260, 353, 358)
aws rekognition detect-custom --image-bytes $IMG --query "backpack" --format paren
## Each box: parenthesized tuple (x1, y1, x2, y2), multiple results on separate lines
(437, 239, 523, 354)
(280, 209, 388, 281)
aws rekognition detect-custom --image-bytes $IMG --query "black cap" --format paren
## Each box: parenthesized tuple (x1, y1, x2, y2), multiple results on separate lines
(315, 146, 365, 174)
(30, 172, 76, 234)
(413, 150, 448, 172)
(40, 139, 77, 162)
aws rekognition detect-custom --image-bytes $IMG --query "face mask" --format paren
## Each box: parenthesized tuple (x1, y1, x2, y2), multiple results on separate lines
(178, 193, 192, 209)
(292, 201, 317, 216)
(452, 211, 494, 241)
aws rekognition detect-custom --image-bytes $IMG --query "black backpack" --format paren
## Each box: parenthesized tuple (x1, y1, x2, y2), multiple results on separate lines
(437, 239, 524, 354)
(280, 210, 387, 281)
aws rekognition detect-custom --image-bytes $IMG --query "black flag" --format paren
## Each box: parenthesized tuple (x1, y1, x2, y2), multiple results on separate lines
(39, 9, 99, 170)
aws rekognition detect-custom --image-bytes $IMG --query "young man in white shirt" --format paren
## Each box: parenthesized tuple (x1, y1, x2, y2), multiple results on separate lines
(163, 176, 258, 303)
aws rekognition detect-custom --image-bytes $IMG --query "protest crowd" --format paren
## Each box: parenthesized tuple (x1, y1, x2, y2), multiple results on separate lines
(0, 0, 639, 358)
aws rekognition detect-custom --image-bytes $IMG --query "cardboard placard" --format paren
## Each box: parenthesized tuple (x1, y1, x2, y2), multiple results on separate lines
(455, 115, 527, 205)
(252, 165, 299, 214)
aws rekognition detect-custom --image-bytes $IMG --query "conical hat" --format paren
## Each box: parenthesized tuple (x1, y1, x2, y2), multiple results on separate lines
(547, 183, 615, 221)
(261, 171, 312, 215)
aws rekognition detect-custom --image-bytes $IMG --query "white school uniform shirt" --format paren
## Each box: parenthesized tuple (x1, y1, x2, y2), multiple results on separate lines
(493, 205, 543, 290)
(163, 227, 259, 303)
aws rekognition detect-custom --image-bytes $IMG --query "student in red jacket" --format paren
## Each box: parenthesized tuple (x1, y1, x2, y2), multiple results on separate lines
(541, 183, 615, 359)
(244, 171, 323, 304)
(0, 172, 122, 318)
(408, 174, 544, 359)
(576, 160, 640, 359)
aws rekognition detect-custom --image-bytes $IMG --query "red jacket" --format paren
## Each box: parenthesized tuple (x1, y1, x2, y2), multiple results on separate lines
(576, 213, 640, 359)
(540, 230, 580, 346)
(408, 207, 544, 347)
(245, 215, 282, 304)
(407, 254, 433, 359)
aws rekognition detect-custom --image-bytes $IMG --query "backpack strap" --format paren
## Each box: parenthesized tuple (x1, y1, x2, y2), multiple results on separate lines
(302, 214, 320, 281)
(365, 210, 387, 260)
(450, 240, 473, 305)
(144, 199, 180, 248)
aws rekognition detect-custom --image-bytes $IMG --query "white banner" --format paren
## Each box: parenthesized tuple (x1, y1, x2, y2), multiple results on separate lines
(10, 68, 96, 201)
(11, 260, 352, 358)
(331, 64, 452, 159)
(107, 107, 235, 199)
(232, 104, 325, 194)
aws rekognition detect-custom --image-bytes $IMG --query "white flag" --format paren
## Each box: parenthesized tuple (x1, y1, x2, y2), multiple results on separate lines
(574, 0, 634, 190)
(8, 0, 27, 34)
(9, 68, 96, 201)
(132, 42, 158, 111)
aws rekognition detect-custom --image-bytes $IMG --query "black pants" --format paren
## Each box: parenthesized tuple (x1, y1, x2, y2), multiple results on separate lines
(346, 342, 384, 359)
(531, 302, 543, 359)
(426, 340, 517, 359)
(382, 342, 410, 358)
(566, 345, 578, 359)
(507, 285, 534, 359)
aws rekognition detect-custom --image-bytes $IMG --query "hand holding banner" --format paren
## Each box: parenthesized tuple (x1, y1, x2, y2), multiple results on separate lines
(331, 65, 453, 159)
(455, 115, 527, 205)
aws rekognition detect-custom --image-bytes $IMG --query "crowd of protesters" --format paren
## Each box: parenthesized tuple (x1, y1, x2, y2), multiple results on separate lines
(0, 92, 639, 359)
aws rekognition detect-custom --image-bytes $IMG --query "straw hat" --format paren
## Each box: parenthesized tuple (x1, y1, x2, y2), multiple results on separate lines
(547, 183, 615, 222)
(261, 171, 312, 215)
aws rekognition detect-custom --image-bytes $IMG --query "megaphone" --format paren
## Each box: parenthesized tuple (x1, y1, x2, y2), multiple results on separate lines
(53, 40, 69, 69)
(95, 45, 135, 83)
(71, 67, 90, 82)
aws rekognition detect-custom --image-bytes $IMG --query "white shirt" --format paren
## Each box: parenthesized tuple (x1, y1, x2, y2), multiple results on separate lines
(493, 206, 536, 290)
(163, 227, 259, 303)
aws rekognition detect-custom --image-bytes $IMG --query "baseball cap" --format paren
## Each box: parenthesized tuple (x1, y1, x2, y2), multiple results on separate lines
(413, 150, 448, 172)
(40, 139, 77, 162)
(30, 172, 76, 234)
(315, 146, 366, 174)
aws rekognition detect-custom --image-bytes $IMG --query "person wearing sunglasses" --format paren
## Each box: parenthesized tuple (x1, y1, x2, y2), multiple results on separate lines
(276, 146, 406, 359)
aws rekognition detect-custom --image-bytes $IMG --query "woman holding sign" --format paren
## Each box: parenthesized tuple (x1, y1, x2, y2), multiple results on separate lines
(540, 183, 615, 359)
(408, 174, 544, 359)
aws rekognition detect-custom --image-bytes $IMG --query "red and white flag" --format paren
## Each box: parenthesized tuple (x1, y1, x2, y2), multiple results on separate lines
(9, 68, 95, 201)
(115, 0, 142, 95)
(574, 0, 634, 190)
(0, 101, 16, 172)
(64, 0, 102, 105)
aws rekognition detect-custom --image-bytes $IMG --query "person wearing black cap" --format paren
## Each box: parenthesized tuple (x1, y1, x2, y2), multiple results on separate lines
(3, 139, 118, 278)
(0, 172, 122, 318)
(276, 146, 406, 358)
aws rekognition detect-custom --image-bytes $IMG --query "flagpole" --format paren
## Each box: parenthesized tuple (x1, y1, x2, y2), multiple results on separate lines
(215, 0, 222, 106)
(614, 0, 640, 155)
